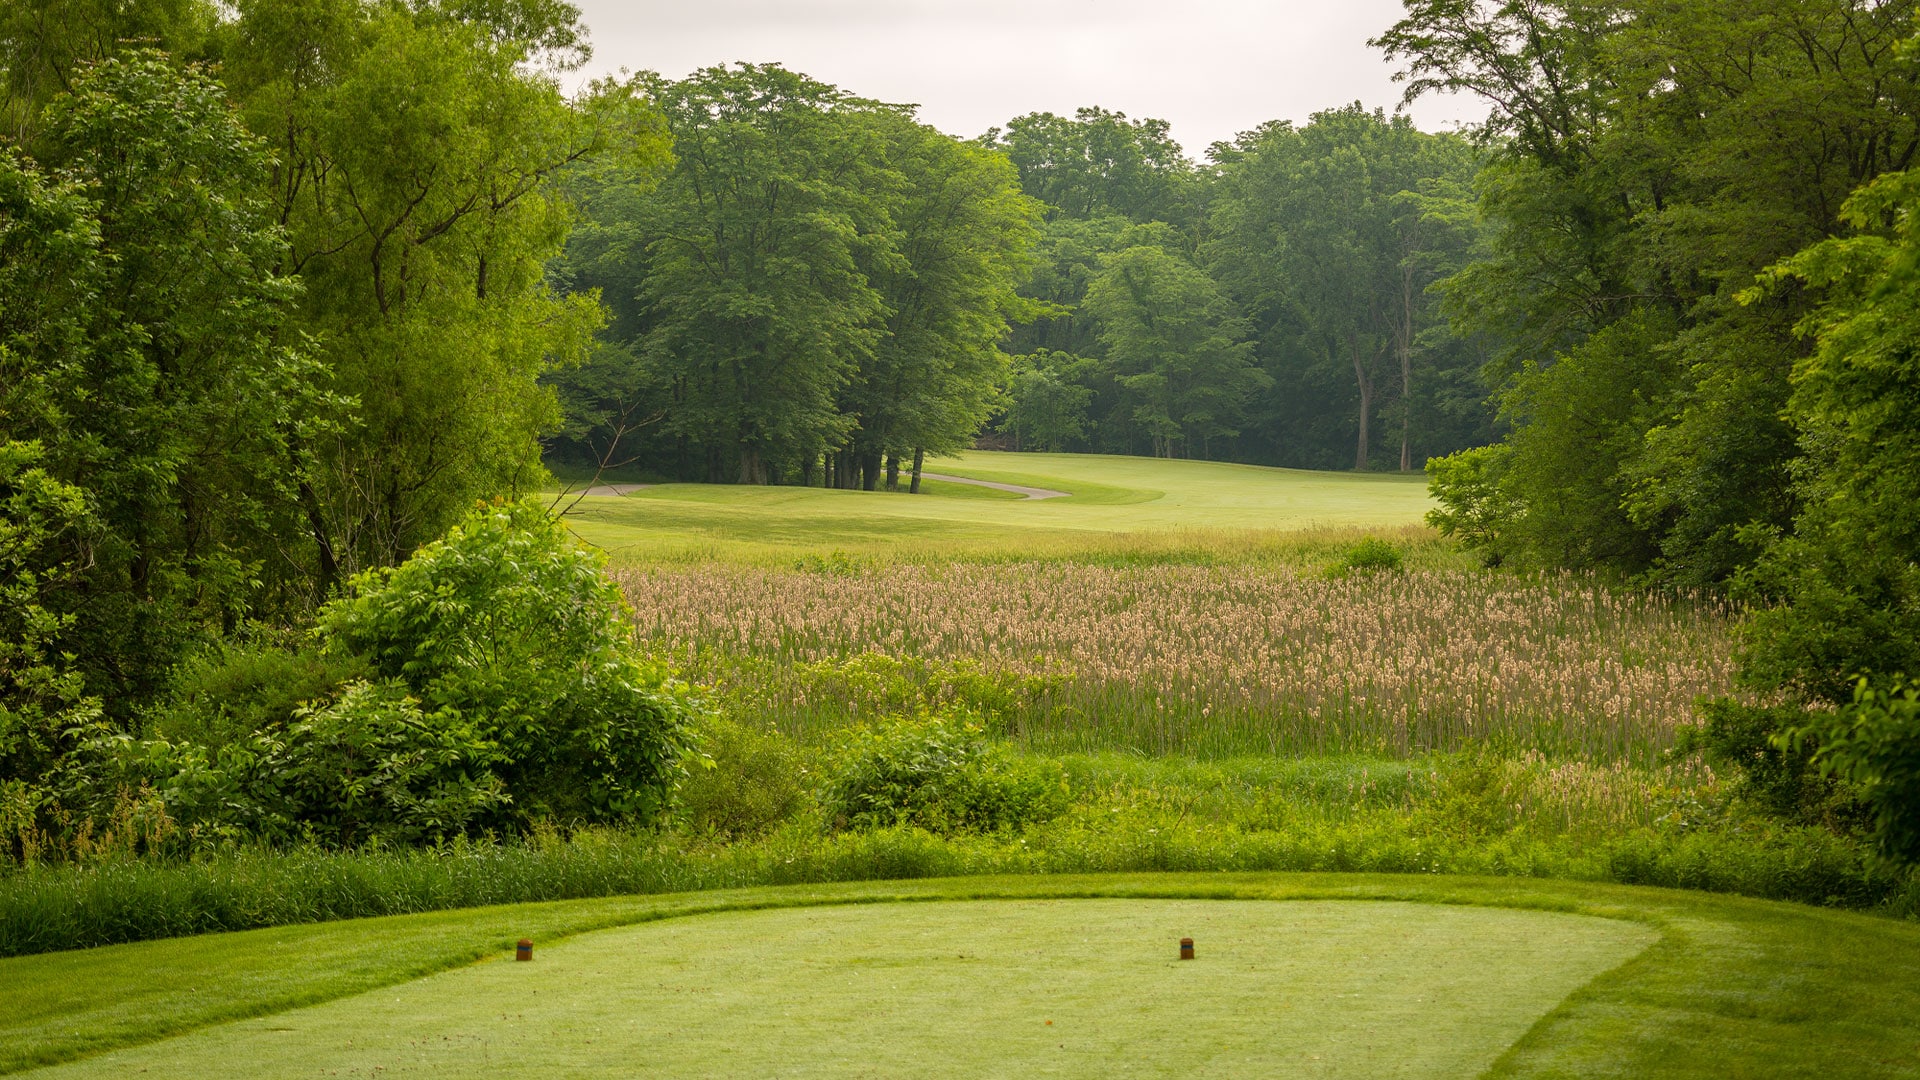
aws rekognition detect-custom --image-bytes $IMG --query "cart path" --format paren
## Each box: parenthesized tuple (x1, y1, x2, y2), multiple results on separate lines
(578, 482, 654, 496)
(918, 472, 1069, 500)
(576, 476, 1069, 500)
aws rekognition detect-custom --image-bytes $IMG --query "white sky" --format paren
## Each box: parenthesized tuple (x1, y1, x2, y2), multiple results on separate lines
(567, 0, 1483, 158)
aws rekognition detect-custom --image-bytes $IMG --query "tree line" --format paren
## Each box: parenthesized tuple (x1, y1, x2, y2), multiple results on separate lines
(1391, 0, 1920, 860)
(549, 95, 1502, 483)
(0, 0, 698, 850)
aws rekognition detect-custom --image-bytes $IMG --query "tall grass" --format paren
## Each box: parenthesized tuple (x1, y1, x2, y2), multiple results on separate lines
(619, 563, 1741, 764)
(5, 759, 1908, 957)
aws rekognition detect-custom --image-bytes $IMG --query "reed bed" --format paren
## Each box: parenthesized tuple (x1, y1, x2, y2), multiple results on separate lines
(618, 564, 1741, 765)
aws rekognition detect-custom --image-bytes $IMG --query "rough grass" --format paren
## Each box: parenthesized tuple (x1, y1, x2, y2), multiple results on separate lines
(5, 873, 1918, 1079)
(6, 747, 1910, 961)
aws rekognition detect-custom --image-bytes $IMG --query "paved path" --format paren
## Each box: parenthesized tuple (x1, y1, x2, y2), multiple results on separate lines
(919, 472, 1069, 500)
(572, 476, 1069, 500)
(578, 482, 654, 497)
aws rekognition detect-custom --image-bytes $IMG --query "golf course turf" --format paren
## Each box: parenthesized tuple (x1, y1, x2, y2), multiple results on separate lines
(560, 451, 1434, 562)
(7, 873, 1919, 1078)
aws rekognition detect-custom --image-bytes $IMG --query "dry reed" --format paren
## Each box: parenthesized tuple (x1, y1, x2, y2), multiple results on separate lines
(619, 565, 1741, 764)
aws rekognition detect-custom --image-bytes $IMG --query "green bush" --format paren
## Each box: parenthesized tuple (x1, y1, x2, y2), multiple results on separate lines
(1330, 537, 1404, 576)
(1785, 677, 1920, 865)
(114, 681, 507, 848)
(820, 712, 1070, 834)
(315, 498, 695, 828)
(677, 716, 809, 839)
(147, 637, 366, 750)
(1424, 444, 1519, 564)
(1674, 699, 1855, 826)
(0, 442, 101, 858)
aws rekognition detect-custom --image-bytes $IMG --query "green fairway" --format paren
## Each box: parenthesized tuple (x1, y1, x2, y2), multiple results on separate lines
(559, 451, 1432, 562)
(8, 874, 1919, 1078)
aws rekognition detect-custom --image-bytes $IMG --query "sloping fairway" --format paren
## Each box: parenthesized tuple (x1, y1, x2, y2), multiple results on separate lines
(23, 899, 1652, 1079)
(560, 451, 1431, 562)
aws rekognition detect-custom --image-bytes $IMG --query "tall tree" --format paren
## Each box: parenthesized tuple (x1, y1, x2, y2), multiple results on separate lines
(1081, 246, 1266, 458)
(840, 117, 1040, 489)
(0, 0, 214, 144)
(1387, 0, 1920, 582)
(1, 54, 320, 708)
(555, 65, 1038, 488)
(1207, 106, 1483, 471)
(218, 0, 632, 585)
(988, 107, 1197, 226)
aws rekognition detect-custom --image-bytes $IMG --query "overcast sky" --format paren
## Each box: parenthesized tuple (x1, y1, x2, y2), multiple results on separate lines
(567, 0, 1483, 157)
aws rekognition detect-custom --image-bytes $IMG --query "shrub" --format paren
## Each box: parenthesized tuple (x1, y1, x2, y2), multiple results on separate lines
(1675, 699, 1854, 825)
(146, 637, 366, 749)
(277, 681, 509, 847)
(314, 499, 695, 828)
(108, 681, 507, 848)
(1331, 537, 1404, 576)
(0, 442, 102, 858)
(1424, 444, 1519, 564)
(821, 712, 1070, 834)
(677, 716, 809, 839)
(1785, 677, 1920, 865)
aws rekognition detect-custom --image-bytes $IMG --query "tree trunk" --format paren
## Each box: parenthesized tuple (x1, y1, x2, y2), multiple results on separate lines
(1352, 338, 1373, 471)
(1399, 265, 1416, 473)
(737, 446, 766, 485)
(801, 454, 816, 488)
(910, 447, 924, 494)
(885, 453, 900, 491)
(861, 451, 881, 491)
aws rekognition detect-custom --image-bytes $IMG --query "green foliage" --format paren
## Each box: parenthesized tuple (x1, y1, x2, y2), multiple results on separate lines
(1423, 443, 1517, 562)
(1081, 246, 1267, 458)
(218, 0, 640, 583)
(1675, 700, 1847, 825)
(2, 54, 324, 710)
(556, 64, 1038, 489)
(277, 682, 508, 847)
(988, 107, 1196, 226)
(147, 638, 366, 751)
(0, 442, 101, 856)
(143, 679, 508, 848)
(996, 350, 1094, 451)
(1377, 0, 1919, 582)
(1332, 537, 1404, 576)
(1206, 105, 1487, 472)
(1784, 678, 1920, 866)
(676, 717, 809, 840)
(316, 499, 693, 827)
(821, 713, 1070, 834)
(1739, 167, 1920, 701)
